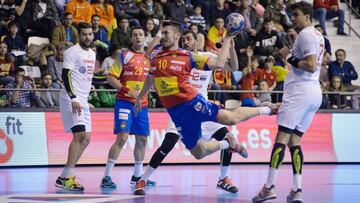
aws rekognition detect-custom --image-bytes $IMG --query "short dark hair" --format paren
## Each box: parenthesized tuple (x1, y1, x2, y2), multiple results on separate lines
(77, 22, 92, 34)
(314, 24, 322, 29)
(263, 18, 273, 24)
(130, 26, 145, 37)
(15, 67, 25, 75)
(91, 14, 100, 20)
(64, 12, 72, 18)
(335, 49, 346, 56)
(183, 29, 197, 40)
(41, 72, 52, 79)
(289, 1, 313, 21)
(7, 21, 18, 29)
(162, 20, 182, 34)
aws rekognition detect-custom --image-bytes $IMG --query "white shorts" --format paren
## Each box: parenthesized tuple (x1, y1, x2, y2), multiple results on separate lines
(277, 83, 322, 133)
(165, 119, 226, 141)
(59, 93, 91, 133)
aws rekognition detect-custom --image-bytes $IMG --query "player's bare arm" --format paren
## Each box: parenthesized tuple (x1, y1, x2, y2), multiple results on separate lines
(62, 68, 81, 115)
(207, 35, 234, 70)
(280, 46, 317, 73)
(135, 74, 154, 114)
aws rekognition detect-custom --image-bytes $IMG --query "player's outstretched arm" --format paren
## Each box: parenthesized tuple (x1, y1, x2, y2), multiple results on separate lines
(207, 35, 234, 70)
(228, 39, 239, 71)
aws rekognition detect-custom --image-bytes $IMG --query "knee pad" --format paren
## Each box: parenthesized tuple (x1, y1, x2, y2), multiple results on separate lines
(159, 133, 179, 154)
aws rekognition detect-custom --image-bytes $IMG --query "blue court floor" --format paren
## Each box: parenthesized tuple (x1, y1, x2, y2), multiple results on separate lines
(1, 164, 360, 203)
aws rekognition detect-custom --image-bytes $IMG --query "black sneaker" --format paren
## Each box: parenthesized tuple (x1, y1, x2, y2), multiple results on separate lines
(130, 175, 156, 186)
(337, 31, 348, 36)
(100, 176, 117, 188)
(216, 176, 239, 193)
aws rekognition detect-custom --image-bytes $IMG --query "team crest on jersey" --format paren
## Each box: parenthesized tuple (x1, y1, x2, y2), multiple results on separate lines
(79, 66, 86, 74)
(194, 102, 202, 111)
(172, 52, 177, 57)
(120, 121, 126, 129)
(160, 81, 168, 89)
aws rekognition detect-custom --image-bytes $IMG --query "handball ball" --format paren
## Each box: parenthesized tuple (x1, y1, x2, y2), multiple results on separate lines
(226, 13, 246, 35)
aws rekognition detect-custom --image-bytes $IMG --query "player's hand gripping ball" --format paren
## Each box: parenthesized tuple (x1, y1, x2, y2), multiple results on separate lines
(226, 13, 246, 35)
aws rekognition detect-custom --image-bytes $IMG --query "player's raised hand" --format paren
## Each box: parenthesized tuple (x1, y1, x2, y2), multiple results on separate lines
(279, 46, 291, 59)
(134, 98, 142, 117)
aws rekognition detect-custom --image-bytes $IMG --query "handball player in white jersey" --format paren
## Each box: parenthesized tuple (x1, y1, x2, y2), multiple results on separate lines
(252, 1, 325, 202)
(135, 30, 247, 195)
(55, 23, 96, 191)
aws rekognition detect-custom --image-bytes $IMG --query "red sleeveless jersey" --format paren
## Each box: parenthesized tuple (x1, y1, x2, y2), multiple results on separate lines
(150, 49, 210, 108)
(108, 49, 150, 107)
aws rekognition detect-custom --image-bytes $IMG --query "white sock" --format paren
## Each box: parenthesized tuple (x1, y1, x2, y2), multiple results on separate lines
(142, 165, 156, 181)
(259, 107, 271, 115)
(293, 174, 302, 191)
(60, 167, 75, 178)
(219, 140, 230, 149)
(219, 165, 229, 180)
(104, 158, 117, 178)
(265, 167, 278, 188)
(133, 161, 143, 178)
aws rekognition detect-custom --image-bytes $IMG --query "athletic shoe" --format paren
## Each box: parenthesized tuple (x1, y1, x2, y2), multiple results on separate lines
(130, 175, 156, 186)
(217, 176, 239, 193)
(55, 176, 84, 191)
(225, 133, 248, 158)
(100, 176, 117, 188)
(252, 185, 277, 202)
(134, 180, 146, 195)
(287, 189, 303, 203)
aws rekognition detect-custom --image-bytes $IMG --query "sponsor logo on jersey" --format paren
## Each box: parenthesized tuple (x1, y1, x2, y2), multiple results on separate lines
(79, 66, 86, 74)
(200, 75, 207, 81)
(194, 102, 202, 111)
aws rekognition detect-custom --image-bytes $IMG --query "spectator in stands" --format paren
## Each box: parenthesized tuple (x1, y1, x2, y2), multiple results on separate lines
(254, 80, 272, 106)
(264, 0, 292, 32)
(211, 69, 237, 105)
(206, 16, 226, 54)
(189, 23, 205, 51)
(261, 55, 277, 91)
(234, 32, 254, 71)
(0, 0, 16, 36)
(4, 21, 26, 66)
(110, 16, 130, 50)
(352, 89, 360, 109)
(113, 0, 139, 26)
(92, 14, 109, 61)
(47, 44, 65, 89)
(208, 0, 231, 26)
(92, 0, 115, 29)
(239, 0, 263, 37)
(187, 4, 206, 31)
(143, 18, 158, 49)
(6, 67, 40, 107)
(30, 0, 61, 40)
(138, 0, 164, 24)
(15, 0, 32, 42)
(320, 52, 331, 92)
(54, 0, 66, 19)
(65, 0, 93, 25)
(254, 18, 284, 59)
(252, 0, 265, 18)
(315, 24, 331, 55)
(38, 72, 59, 107)
(271, 61, 288, 102)
(239, 47, 256, 106)
(0, 41, 14, 86)
(168, 0, 192, 26)
(0, 80, 8, 107)
(282, 26, 297, 49)
(52, 12, 79, 47)
(329, 49, 359, 91)
(328, 75, 352, 109)
(100, 46, 121, 76)
(313, 0, 347, 35)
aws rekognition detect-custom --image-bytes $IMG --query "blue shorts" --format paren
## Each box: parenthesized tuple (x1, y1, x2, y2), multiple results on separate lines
(114, 100, 150, 136)
(167, 94, 219, 149)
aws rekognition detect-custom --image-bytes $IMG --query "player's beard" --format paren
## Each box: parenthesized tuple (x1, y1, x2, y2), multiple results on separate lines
(80, 40, 91, 49)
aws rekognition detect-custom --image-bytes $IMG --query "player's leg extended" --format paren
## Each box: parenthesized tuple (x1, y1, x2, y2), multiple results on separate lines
(287, 133, 304, 203)
(212, 127, 239, 193)
(216, 106, 274, 126)
(134, 132, 179, 196)
(132, 135, 147, 182)
(252, 128, 291, 202)
(56, 126, 89, 191)
(101, 132, 129, 188)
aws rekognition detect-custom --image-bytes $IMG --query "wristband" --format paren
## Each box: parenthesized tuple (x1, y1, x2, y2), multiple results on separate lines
(287, 56, 300, 67)
(259, 106, 271, 115)
(71, 97, 80, 103)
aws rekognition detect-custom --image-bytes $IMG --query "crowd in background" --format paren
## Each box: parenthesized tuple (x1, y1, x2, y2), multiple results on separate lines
(0, 0, 359, 109)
